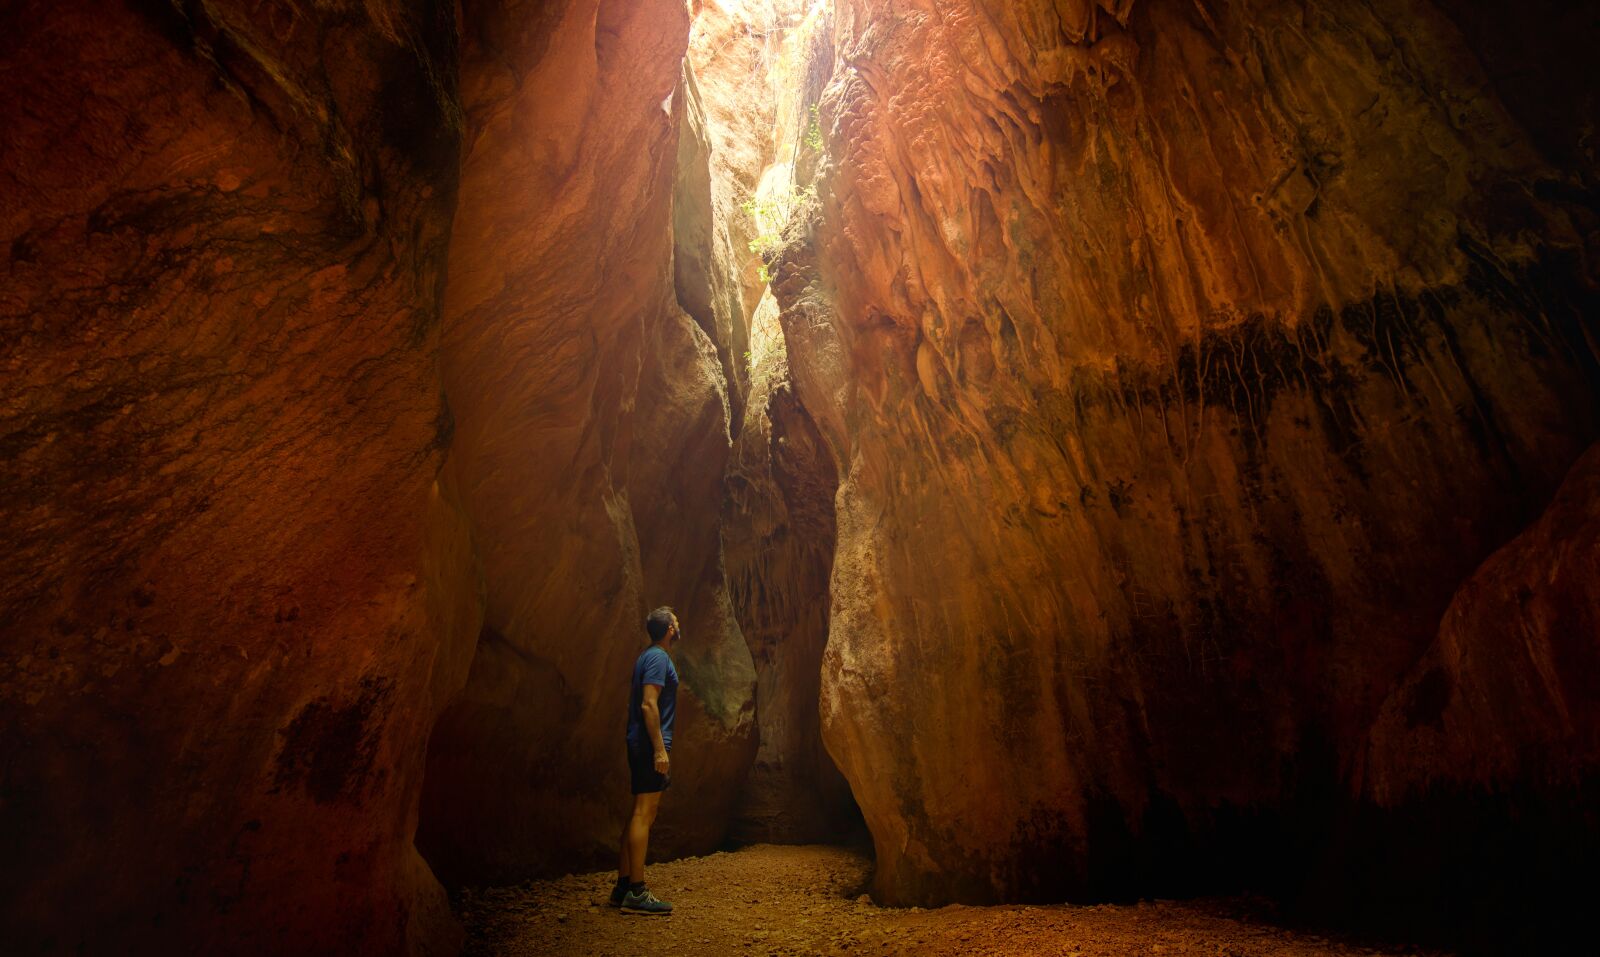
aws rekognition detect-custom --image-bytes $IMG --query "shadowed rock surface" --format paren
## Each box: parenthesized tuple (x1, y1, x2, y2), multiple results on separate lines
(0, 1, 474, 953)
(703, 0, 863, 844)
(1368, 441, 1600, 805)
(1336, 442, 1600, 947)
(1, 0, 1597, 954)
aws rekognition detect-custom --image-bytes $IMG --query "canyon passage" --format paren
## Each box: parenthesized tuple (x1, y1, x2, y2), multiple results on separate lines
(1, 0, 1597, 955)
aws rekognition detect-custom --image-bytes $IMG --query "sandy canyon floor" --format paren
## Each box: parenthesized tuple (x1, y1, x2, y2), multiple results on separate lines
(459, 844, 1449, 956)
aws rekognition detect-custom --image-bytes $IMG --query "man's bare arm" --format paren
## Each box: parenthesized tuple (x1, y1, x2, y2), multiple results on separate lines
(641, 683, 669, 774)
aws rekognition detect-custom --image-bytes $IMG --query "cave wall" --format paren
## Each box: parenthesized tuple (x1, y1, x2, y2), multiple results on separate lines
(1367, 440, 1600, 802)
(0, 1, 475, 953)
(788, 0, 1600, 909)
(414, 0, 758, 885)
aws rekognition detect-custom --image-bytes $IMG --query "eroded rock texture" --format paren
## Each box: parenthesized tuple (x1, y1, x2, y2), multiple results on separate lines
(685, 0, 861, 844)
(676, 1, 770, 430)
(6, 0, 1598, 949)
(727, 293, 858, 842)
(789, 0, 1600, 911)
(0, 1, 474, 953)
(414, 0, 758, 884)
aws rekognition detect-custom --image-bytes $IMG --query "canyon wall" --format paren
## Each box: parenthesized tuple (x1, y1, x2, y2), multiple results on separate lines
(414, 0, 759, 885)
(690, 0, 863, 843)
(792, 0, 1600, 913)
(675, 2, 768, 431)
(726, 291, 859, 841)
(4, 0, 1597, 950)
(0, 1, 475, 953)
(0, 0, 773, 949)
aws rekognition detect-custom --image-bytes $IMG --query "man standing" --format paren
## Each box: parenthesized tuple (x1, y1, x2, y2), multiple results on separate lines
(612, 606, 679, 915)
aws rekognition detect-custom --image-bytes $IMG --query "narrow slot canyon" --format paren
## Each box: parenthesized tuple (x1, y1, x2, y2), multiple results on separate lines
(1, 1, 1596, 955)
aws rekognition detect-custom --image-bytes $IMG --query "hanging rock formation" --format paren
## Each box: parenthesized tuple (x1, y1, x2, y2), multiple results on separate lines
(785, 0, 1600, 914)
(414, 0, 757, 885)
(0, 1, 474, 953)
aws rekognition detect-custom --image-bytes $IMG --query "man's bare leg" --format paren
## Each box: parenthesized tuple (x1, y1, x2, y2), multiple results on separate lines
(626, 791, 661, 884)
(617, 818, 632, 882)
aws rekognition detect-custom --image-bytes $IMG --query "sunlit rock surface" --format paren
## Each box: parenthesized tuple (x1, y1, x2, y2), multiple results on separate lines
(675, 0, 773, 430)
(0, 1, 474, 953)
(415, 0, 757, 885)
(791, 0, 1600, 907)
(686, 0, 862, 844)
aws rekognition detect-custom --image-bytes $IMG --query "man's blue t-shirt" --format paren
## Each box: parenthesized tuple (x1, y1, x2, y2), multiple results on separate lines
(626, 644, 678, 750)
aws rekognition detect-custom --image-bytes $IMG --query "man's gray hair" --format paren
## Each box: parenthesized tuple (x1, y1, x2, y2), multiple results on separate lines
(645, 606, 676, 642)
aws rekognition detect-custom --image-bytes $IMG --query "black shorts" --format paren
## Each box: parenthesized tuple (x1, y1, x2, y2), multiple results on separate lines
(628, 743, 671, 795)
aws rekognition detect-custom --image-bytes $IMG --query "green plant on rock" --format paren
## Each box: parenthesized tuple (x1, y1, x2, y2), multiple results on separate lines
(749, 233, 781, 258)
(741, 183, 818, 269)
(803, 104, 823, 153)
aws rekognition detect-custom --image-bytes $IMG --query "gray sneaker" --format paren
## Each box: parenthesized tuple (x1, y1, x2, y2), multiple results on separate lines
(620, 886, 673, 916)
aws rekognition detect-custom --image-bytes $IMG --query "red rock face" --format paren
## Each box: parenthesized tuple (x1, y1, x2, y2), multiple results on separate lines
(414, 0, 759, 884)
(1366, 441, 1600, 801)
(5, 0, 1598, 950)
(726, 313, 859, 842)
(0, 1, 473, 953)
(1343, 443, 1600, 945)
(3, 0, 773, 945)
(688, 0, 863, 844)
(787, 0, 1600, 907)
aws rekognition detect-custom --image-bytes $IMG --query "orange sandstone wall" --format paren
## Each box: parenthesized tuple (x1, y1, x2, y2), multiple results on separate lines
(4, 0, 1597, 949)
(793, 0, 1600, 908)
(0, 1, 475, 953)
(415, 0, 758, 884)
(0, 0, 765, 947)
(692, 0, 863, 843)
